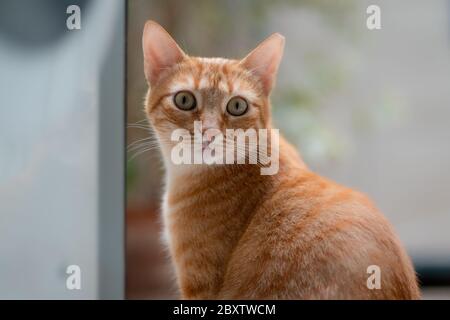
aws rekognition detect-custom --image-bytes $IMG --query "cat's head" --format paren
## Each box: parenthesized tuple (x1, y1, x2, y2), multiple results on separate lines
(142, 21, 284, 166)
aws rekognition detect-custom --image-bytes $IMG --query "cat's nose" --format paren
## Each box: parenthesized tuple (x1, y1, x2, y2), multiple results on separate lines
(200, 127, 219, 151)
(203, 128, 217, 143)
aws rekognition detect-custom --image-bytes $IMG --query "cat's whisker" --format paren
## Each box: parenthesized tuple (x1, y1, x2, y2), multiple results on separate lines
(127, 140, 162, 152)
(127, 142, 158, 154)
(127, 136, 155, 149)
(127, 124, 152, 130)
(127, 145, 162, 162)
(127, 118, 151, 128)
(133, 119, 149, 124)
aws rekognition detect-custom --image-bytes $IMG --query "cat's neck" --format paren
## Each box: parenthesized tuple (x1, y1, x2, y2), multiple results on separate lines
(162, 137, 308, 299)
(163, 165, 271, 298)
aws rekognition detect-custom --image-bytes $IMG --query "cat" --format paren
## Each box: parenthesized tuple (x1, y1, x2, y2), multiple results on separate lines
(142, 20, 420, 299)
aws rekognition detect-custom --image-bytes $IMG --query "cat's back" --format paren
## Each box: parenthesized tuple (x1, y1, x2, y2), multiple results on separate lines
(219, 169, 420, 299)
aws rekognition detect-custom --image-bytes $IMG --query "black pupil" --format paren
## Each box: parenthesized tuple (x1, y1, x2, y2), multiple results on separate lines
(182, 95, 188, 105)
(235, 102, 240, 110)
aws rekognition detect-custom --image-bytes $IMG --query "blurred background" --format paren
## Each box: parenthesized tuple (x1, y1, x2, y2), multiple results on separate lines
(127, 0, 450, 299)
(0, 0, 124, 299)
(0, 0, 447, 300)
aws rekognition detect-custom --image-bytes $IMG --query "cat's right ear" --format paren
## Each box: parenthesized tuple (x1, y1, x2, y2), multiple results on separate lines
(142, 21, 186, 86)
(240, 33, 285, 95)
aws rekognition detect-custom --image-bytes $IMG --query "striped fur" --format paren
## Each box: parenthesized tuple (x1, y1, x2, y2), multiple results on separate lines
(142, 21, 420, 299)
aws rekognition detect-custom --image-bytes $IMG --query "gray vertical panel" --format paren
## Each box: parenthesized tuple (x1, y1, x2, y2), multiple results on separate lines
(98, 0, 126, 300)
(0, 0, 125, 299)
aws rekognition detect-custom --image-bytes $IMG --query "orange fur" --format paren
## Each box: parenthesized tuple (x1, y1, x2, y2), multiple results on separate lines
(142, 21, 420, 299)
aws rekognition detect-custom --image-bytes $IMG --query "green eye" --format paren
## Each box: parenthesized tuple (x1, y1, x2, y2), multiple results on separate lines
(226, 97, 248, 116)
(174, 91, 196, 110)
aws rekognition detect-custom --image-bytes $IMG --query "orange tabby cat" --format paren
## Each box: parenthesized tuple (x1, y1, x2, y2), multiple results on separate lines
(142, 21, 420, 299)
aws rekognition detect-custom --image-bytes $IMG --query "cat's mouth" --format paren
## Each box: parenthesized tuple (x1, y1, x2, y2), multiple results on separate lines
(201, 139, 219, 160)
(202, 141, 212, 152)
(201, 134, 219, 152)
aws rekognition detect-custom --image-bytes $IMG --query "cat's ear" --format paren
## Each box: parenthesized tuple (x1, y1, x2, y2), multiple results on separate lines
(240, 33, 285, 95)
(142, 21, 186, 86)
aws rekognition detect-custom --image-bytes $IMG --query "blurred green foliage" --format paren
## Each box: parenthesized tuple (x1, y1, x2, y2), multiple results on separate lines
(126, 158, 138, 193)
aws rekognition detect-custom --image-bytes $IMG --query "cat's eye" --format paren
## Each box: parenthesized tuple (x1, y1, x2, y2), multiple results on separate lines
(226, 97, 248, 116)
(174, 91, 197, 111)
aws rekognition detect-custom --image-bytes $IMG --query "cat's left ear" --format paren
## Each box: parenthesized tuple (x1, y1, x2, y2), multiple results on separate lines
(240, 33, 285, 95)
(142, 20, 186, 86)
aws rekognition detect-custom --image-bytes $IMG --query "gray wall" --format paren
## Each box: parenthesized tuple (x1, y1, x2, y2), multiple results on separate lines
(0, 0, 125, 299)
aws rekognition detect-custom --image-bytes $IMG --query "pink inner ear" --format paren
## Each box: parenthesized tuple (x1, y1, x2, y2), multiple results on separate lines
(241, 33, 285, 94)
(143, 21, 185, 85)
